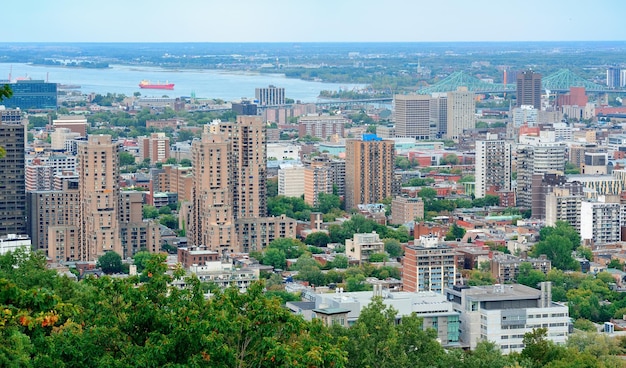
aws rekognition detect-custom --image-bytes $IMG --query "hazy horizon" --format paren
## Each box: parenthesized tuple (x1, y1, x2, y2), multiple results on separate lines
(5, 0, 625, 43)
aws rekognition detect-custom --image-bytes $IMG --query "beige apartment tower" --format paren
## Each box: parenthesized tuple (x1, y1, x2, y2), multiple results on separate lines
(190, 132, 237, 253)
(446, 87, 475, 141)
(345, 136, 395, 210)
(77, 135, 122, 261)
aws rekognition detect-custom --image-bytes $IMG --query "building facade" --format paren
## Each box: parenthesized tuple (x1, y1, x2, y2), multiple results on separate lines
(298, 115, 347, 139)
(0, 109, 26, 236)
(475, 134, 511, 199)
(345, 135, 395, 210)
(345, 232, 385, 263)
(393, 94, 432, 140)
(138, 132, 170, 164)
(255, 85, 285, 106)
(517, 70, 542, 109)
(446, 87, 475, 141)
(2, 80, 57, 110)
(278, 164, 305, 198)
(403, 241, 458, 294)
(390, 196, 424, 225)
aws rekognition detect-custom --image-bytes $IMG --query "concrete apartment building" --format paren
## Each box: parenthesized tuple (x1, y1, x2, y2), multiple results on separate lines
(446, 283, 569, 353)
(393, 94, 432, 140)
(255, 85, 285, 106)
(545, 185, 584, 230)
(475, 133, 512, 199)
(138, 132, 170, 164)
(345, 232, 385, 263)
(77, 135, 122, 261)
(157, 165, 193, 202)
(278, 164, 305, 198)
(345, 135, 395, 210)
(390, 196, 424, 225)
(189, 116, 296, 253)
(52, 115, 89, 136)
(51, 127, 81, 151)
(403, 237, 458, 294)
(25, 161, 55, 191)
(446, 87, 475, 141)
(304, 162, 332, 207)
(0, 109, 27, 237)
(581, 198, 622, 245)
(490, 253, 551, 283)
(517, 144, 566, 209)
(298, 114, 347, 139)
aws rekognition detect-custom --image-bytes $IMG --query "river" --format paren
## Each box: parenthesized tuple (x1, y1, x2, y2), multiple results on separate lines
(0, 63, 364, 103)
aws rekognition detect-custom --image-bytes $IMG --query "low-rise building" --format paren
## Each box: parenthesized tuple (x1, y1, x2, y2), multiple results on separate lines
(391, 196, 424, 225)
(345, 232, 385, 263)
(287, 287, 461, 347)
(0, 234, 31, 255)
(445, 282, 569, 353)
(490, 253, 551, 283)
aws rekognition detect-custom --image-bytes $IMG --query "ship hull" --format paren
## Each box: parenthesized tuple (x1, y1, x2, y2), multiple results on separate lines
(139, 83, 175, 90)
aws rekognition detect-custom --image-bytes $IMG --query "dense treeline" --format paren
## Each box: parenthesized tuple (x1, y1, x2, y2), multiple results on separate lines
(1, 249, 625, 367)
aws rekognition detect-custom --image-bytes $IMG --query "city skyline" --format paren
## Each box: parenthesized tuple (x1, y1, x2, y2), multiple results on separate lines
(4, 0, 625, 43)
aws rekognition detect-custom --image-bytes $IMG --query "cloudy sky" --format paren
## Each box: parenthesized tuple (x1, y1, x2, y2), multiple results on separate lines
(4, 0, 625, 42)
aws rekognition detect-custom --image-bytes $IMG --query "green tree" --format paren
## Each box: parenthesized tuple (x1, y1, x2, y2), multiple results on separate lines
(142, 205, 159, 219)
(176, 130, 195, 142)
(445, 224, 466, 241)
(268, 238, 307, 259)
(263, 248, 287, 270)
(517, 262, 546, 287)
(383, 238, 403, 258)
(368, 253, 388, 263)
(267, 177, 278, 198)
(158, 206, 172, 215)
(317, 192, 342, 213)
(330, 254, 349, 269)
(132, 251, 152, 273)
(159, 214, 178, 229)
(531, 234, 579, 271)
(304, 232, 331, 247)
(119, 151, 136, 166)
(521, 328, 566, 367)
(179, 158, 192, 167)
(607, 258, 624, 270)
(338, 297, 444, 368)
(573, 318, 597, 332)
(97, 251, 123, 274)
(440, 153, 459, 165)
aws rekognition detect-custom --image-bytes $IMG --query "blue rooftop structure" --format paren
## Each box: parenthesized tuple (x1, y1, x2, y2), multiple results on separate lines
(362, 134, 382, 141)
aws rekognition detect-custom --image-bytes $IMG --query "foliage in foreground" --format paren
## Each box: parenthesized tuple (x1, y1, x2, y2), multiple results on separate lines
(1, 249, 625, 367)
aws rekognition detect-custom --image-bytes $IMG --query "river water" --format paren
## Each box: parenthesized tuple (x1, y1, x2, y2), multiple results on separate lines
(0, 63, 364, 103)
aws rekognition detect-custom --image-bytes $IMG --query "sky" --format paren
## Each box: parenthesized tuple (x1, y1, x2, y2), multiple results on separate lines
(3, 0, 626, 43)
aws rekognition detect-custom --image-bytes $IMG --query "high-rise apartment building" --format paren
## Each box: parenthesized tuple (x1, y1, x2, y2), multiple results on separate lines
(25, 161, 55, 191)
(446, 87, 475, 141)
(393, 94, 432, 140)
(430, 94, 448, 138)
(298, 115, 347, 139)
(138, 132, 170, 164)
(255, 85, 285, 106)
(403, 240, 458, 294)
(580, 198, 622, 245)
(304, 162, 332, 207)
(516, 144, 566, 209)
(77, 135, 122, 261)
(190, 132, 237, 253)
(0, 109, 26, 236)
(475, 134, 512, 199)
(607, 67, 621, 88)
(190, 116, 294, 253)
(345, 135, 395, 211)
(517, 70, 542, 109)
(278, 164, 305, 198)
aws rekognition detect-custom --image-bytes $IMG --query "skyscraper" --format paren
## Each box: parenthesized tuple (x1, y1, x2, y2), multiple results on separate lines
(345, 134, 395, 210)
(607, 67, 621, 88)
(190, 131, 237, 253)
(0, 109, 26, 236)
(446, 87, 475, 141)
(475, 133, 512, 198)
(517, 70, 542, 109)
(393, 94, 432, 140)
(189, 116, 293, 253)
(77, 135, 121, 261)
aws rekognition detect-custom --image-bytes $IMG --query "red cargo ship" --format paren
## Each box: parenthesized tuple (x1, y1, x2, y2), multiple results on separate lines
(138, 80, 175, 90)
